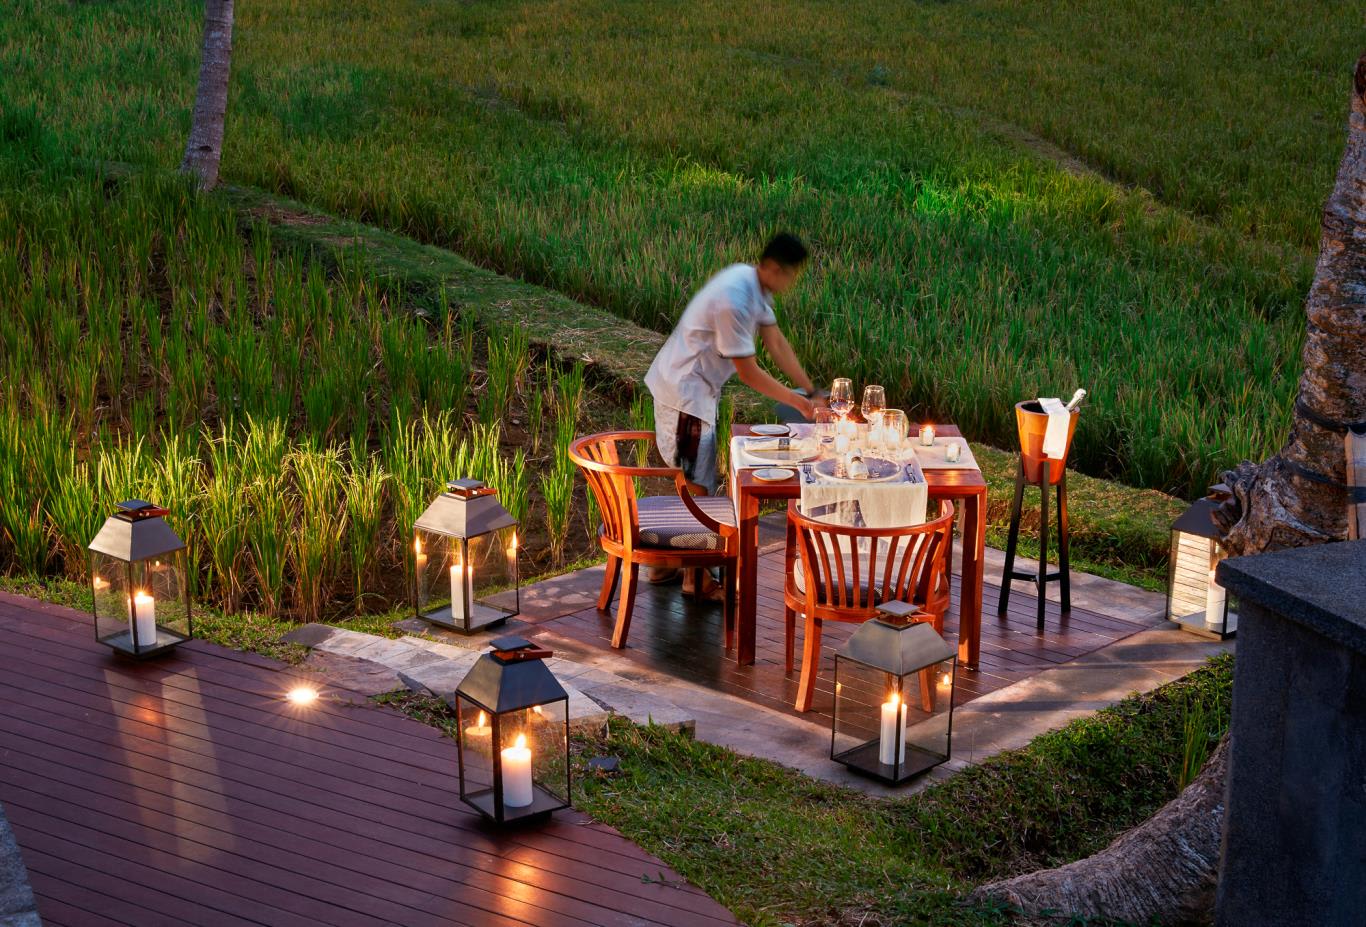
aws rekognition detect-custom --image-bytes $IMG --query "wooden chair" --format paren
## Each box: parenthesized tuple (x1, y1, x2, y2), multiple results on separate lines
(785, 500, 955, 712)
(569, 431, 739, 650)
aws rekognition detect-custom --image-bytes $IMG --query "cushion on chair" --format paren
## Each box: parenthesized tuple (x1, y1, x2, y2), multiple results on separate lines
(635, 495, 735, 551)
(793, 555, 882, 606)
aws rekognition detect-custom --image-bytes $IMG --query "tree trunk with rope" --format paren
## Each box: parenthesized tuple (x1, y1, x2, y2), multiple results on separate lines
(180, 0, 234, 190)
(972, 51, 1366, 926)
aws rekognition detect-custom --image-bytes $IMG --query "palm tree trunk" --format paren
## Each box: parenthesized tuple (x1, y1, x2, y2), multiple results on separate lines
(180, 0, 234, 191)
(973, 50, 1366, 927)
(1214, 52, 1366, 555)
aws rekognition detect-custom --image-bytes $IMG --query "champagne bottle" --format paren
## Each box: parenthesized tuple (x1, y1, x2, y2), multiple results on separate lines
(1064, 388, 1087, 412)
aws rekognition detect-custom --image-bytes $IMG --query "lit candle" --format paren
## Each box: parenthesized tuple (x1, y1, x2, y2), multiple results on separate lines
(501, 732, 534, 809)
(451, 563, 469, 625)
(834, 434, 850, 454)
(919, 424, 935, 447)
(879, 692, 907, 767)
(414, 538, 428, 590)
(945, 440, 961, 463)
(464, 710, 491, 740)
(506, 532, 518, 573)
(92, 575, 109, 594)
(1204, 567, 1225, 630)
(129, 589, 156, 648)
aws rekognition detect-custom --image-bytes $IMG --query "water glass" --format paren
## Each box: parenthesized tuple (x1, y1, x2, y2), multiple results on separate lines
(881, 409, 909, 457)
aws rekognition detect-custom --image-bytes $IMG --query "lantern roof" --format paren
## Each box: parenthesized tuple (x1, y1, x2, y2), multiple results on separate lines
(840, 611, 954, 675)
(456, 636, 568, 713)
(415, 479, 517, 538)
(1173, 498, 1222, 540)
(88, 500, 186, 562)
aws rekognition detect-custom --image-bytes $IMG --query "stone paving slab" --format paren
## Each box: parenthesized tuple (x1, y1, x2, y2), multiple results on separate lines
(0, 804, 40, 927)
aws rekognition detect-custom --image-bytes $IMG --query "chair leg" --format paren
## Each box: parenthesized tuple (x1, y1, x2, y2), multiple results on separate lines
(611, 563, 639, 649)
(795, 617, 823, 712)
(1057, 474, 1071, 614)
(783, 605, 796, 674)
(918, 666, 935, 713)
(1036, 463, 1049, 632)
(998, 465, 1026, 617)
(598, 555, 621, 611)
(723, 564, 737, 650)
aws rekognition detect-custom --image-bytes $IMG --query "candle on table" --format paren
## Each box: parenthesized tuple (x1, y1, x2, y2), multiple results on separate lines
(945, 440, 961, 463)
(501, 732, 534, 809)
(1204, 567, 1225, 629)
(879, 692, 908, 767)
(834, 434, 850, 454)
(451, 563, 469, 624)
(129, 589, 157, 648)
(919, 424, 935, 447)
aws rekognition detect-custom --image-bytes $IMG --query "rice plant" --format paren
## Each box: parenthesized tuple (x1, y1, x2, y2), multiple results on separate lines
(290, 446, 347, 622)
(344, 456, 388, 603)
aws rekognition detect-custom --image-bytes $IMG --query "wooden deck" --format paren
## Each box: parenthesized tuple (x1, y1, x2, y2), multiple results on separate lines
(519, 543, 1153, 726)
(0, 592, 739, 927)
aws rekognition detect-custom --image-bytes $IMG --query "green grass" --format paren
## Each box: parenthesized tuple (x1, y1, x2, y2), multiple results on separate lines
(0, 0, 1340, 497)
(378, 654, 1233, 927)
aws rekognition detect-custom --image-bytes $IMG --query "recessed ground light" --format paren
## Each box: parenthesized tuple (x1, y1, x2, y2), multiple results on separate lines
(287, 686, 318, 705)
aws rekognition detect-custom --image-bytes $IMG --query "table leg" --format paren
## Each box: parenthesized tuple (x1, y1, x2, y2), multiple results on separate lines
(737, 489, 761, 666)
(958, 489, 986, 668)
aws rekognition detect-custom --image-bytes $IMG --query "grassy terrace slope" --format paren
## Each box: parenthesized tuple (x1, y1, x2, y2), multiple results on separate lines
(2, 1, 1354, 496)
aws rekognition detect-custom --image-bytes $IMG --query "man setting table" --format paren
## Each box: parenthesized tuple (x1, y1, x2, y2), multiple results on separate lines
(644, 232, 825, 594)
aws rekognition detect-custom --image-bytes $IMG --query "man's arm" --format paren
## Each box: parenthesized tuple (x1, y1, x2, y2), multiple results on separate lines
(759, 324, 816, 395)
(731, 355, 815, 420)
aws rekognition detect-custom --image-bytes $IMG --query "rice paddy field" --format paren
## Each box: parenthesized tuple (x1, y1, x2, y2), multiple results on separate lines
(0, 144, 629, 621)
(3, 0, 1356, 499)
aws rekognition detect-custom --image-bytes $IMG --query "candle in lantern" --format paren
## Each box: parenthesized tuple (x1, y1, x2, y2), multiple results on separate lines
(1204, 567, 1225, 630)
(506, 532, 518, 573)
(879, 692, 908, 767)
(501, 732, 534, 809)
(464, 710, 491, 740)
(92, 575, 109, 594)
(919, 424, 935, 447)
(451, 563, 469, 624)
(945, 440, 961, 463)
(129, 589, 157, 648)
(414, 537, 428, 589)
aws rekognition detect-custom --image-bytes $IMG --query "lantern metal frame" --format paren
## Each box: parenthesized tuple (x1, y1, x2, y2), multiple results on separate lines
(1165, 497, 1238, 640)
(87, 499, 193, 658)
(412, 479, 520, 634)
(830, 602, 957, 785)
(454, 636, 571, 826)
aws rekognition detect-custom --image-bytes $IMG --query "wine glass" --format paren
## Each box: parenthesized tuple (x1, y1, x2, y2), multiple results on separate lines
(814, 408, 836, 444)
(861, 385, 886, 424)
(829, 378, 854, 420)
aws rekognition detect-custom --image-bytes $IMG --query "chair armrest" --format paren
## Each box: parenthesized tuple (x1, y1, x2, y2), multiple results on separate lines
(672, 473, 737, 538)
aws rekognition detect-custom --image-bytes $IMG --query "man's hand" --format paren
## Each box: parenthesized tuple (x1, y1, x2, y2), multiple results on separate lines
(789, 391, 816, 421)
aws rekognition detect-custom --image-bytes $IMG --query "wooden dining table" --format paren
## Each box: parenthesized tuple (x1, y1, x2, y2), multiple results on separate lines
(731, 423, 988, 670)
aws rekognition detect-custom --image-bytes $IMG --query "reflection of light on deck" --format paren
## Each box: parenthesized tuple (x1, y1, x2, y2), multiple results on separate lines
(287, 686, 318, 706)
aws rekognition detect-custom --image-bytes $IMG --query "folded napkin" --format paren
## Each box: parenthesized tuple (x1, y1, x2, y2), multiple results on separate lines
(1039, 397, 1070, 460)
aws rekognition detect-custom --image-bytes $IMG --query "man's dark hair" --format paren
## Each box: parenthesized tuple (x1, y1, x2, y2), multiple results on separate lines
(760, 233, 809, 268)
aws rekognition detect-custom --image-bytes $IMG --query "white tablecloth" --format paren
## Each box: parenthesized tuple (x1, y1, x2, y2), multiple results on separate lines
(914, 436, 981, 471)
(729, 432, 928, 529)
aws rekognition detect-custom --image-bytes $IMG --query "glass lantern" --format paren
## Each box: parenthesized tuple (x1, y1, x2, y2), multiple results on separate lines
(413, 479, 519, 633)
(87, 500, 193, 658)
(454, 636, 571, 825)
(1166, 497, 1238, 639)
(831, 601, 956, 784)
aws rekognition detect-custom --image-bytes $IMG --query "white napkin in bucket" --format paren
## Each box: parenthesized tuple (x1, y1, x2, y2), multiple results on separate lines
(1039, 397, 1070, 460)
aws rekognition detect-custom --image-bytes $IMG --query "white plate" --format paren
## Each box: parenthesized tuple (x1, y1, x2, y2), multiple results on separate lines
(812, 456, 902, 483)
(750, 424, 791, 436)
(751, 467, 797, 482)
